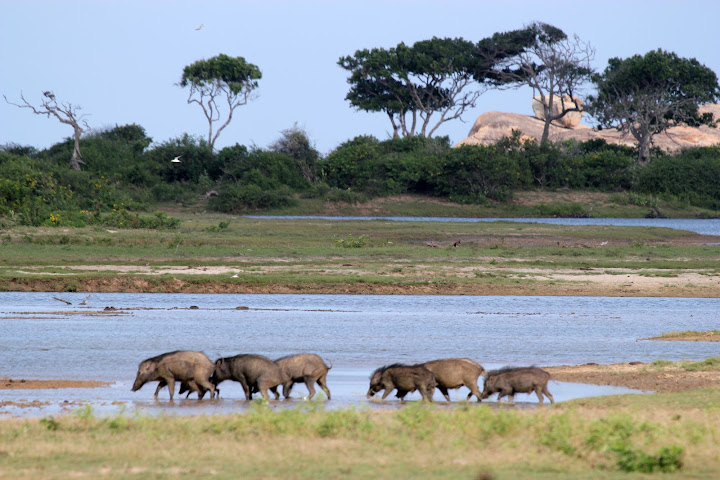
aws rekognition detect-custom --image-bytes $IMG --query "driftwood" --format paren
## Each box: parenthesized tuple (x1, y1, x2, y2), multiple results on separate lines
(52, 296, 71, 305)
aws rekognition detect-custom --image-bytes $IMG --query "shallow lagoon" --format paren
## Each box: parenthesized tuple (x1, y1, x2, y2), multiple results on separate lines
(2, 293, 718, 416)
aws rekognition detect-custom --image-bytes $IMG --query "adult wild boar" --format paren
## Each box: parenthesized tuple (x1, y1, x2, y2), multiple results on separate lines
(131, 350, 216, 401)
(480, 367, 554, 404)
(212, 354, 286, 401)
(422, 358, 485, 402)
(367, 363, 436, 402)
(275, 353, 332, 400)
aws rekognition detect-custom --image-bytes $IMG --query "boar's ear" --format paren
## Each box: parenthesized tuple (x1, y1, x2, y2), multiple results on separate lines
(215, 358, 224, 366)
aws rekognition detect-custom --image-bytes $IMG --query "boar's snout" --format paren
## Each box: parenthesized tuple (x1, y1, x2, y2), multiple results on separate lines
(131, 376, 144, 392)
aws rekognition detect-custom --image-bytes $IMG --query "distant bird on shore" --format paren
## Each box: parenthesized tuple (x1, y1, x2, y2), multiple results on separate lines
(599, 241, 608, 246)
(195, 24, 205, 30)
(171, 156, 181, 163)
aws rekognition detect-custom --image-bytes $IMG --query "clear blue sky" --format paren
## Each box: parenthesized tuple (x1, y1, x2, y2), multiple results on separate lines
(2, 0, 719, 155)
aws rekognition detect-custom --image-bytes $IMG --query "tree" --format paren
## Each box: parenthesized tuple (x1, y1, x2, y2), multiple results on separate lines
(268, 124, 321, 183)
(179, 54, 262, 151)
(483, 22, 595, 143)
(4, 91, 89, 170)
(587, 49, 720, 164)
(339, 37, 489, 138)
(339, 31, 545, 139)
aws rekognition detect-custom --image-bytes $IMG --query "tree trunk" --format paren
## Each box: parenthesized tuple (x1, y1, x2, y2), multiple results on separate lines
(634, 125, 652, 165)
(387, 112, 399, 139)
(70, 125, 84, 171)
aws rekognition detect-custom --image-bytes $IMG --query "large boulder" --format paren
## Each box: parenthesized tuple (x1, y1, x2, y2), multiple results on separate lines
(531, 95, 584, 128)
(456, 104, 720, 152)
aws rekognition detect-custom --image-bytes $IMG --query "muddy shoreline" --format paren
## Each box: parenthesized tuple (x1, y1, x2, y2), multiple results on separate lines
(5, 270, 720, 298)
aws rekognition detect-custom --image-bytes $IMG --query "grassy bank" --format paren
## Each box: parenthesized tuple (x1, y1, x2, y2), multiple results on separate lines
(1, 210, 719, 296)
(260, 191, 720, 219)
(2, 389, 720, 479)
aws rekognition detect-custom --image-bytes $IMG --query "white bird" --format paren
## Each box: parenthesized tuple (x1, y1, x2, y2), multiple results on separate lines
(171, 156, 182, 163)
(231, 274, 239, 278)
(599, 241, 608, 246)
(195, 24, 204, 30)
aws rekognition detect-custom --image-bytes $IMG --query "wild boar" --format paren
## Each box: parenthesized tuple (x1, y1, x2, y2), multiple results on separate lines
(275, 353, 332, 400)
(480, 367, 554, 404)
(178, 380, 219, 399)
(212, 354, 286, 401)
(131, 350, 216, 401)
(422, 358, 485, 402)
(367, 363, 436, 402)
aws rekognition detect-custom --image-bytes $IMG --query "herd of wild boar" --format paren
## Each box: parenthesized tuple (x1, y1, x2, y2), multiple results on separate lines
(132, 351, 554, 404)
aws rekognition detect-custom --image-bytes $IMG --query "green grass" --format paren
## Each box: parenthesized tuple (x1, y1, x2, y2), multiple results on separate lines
(645, 331, 720, 341)
(2, 391, 720, 479)
(1, 215, 718, 294)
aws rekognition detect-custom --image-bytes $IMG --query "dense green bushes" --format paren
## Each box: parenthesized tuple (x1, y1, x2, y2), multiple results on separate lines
(637, 146, 720, 209)
(2, 123, 719, 225)
(320, 132, 640, 202)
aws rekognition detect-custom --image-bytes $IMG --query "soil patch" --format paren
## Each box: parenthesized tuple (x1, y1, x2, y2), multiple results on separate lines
(545, 363, 720, 393)
(0, 378, 112, 390)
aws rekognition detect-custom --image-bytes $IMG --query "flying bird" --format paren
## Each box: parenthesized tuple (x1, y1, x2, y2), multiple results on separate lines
(171, 156, 182, 163)
(195, 24, 204, 30)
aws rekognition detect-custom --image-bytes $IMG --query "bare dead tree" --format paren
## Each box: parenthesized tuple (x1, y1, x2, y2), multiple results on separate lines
(487, 23, 595, 143)
(4, 91, 89, 170)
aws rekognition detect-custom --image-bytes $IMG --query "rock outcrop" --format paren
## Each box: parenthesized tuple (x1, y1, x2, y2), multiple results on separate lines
(531, 95, 584, 128)
(456, 104, 720, 153)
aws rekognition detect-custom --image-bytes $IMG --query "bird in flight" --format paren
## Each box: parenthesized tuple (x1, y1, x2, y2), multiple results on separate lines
(195, 24, 205, 30)
(171, 156, 182, 163)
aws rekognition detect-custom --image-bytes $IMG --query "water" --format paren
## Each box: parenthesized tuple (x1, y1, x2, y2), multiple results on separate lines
(2, 292, 718, 416)
(246, 216, 720, 236)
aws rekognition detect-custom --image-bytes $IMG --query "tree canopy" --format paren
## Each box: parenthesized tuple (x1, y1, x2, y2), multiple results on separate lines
(179, 54, 262, 151)
(587, 49, 720, 164)
(338, 32, 541, 139)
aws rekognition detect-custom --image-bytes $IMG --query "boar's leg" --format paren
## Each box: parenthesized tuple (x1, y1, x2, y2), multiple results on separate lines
(467, 384, 482, 402)
(160, 376, 176, 401)
(281, 381, 294, 399)
(238, 377, 252, 400)
(380, 386, 394, 400)
(194, 377, 216, 400)
(304, 376, 317, 400)
(420, 386, 434, 402)
(395, 389, 409, 402)
(269, 385, 281, 400)
(154, 379, 168, 398)
(255, 382, 272, 401)
(542, 385, 554, 404)
(317, 373, 331, 400)
(437, 386, 451, 402)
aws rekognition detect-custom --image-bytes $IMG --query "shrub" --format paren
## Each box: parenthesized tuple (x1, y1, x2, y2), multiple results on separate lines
(209, 184, 297, 212)
(432, 145, 525, 202)
(217, 145, 311, 191)
(637, 146, 720, 208)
